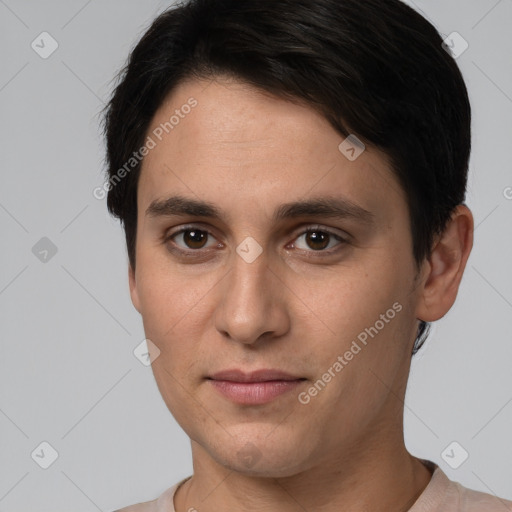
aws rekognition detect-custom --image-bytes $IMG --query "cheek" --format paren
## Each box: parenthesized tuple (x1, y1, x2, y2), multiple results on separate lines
(135, 257, 216, 367)
(149, 358, 203, 438)
(138, 268, 206, 421)
(307, 262, 403, 334)
(136, 248, 200, 331)
(296, 257, 412, 390)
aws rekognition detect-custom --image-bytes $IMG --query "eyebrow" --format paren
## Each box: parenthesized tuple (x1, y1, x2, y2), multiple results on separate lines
(145, 194, 375, 225)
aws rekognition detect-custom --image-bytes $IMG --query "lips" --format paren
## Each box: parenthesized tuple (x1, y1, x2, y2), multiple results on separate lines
(208, 368, 304, 383)
(207, 369, 306, 405)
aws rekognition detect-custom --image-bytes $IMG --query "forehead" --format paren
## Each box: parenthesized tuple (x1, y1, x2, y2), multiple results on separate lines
(147, 77, 342, 163)
(138, 77, 404, 222)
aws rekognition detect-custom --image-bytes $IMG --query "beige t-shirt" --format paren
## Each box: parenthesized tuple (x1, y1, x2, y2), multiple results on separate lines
(114, 460, 512, 512)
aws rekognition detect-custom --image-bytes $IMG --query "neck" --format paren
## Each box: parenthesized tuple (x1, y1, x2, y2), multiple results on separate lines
(174, 439, 433, 512)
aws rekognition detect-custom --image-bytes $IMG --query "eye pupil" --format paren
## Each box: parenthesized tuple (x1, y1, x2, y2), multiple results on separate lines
(306, 231, 329, 250)
(171, 227, 340, 254)
(184, 229, 207, 249)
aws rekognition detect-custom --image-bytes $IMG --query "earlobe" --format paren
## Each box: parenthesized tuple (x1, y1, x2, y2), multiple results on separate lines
(128, 264, 142, 313)
(415, 204, 474, 322)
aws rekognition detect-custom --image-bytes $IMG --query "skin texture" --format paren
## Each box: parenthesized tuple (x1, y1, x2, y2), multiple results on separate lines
(129, 76, 473, 511)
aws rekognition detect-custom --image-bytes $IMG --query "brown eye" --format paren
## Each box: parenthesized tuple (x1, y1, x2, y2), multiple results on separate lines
(304, 231, 330, 250)
(167, 227, 219, 251)
(293, 227, 347, 253)
(181, 229, 208, 249)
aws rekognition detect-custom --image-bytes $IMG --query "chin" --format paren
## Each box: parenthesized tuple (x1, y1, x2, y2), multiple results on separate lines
(224, 452, 309, 479)
(203, 427, 313, 478)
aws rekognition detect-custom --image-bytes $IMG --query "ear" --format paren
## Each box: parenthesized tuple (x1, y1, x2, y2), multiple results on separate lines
(129, 264, 142, 314)
(415, 204, 474, 322)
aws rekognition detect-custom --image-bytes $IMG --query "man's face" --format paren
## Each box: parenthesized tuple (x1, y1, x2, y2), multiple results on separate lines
(130, 77, 424, 476)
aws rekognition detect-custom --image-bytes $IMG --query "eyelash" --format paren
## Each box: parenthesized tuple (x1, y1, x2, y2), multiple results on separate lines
(163, 224, 349, 258)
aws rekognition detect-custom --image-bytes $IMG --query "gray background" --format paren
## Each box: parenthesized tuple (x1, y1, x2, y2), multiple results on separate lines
(1, 0, 511, 510)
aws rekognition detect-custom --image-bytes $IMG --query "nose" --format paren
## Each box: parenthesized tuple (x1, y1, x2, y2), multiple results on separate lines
(214, 243, 290, 345)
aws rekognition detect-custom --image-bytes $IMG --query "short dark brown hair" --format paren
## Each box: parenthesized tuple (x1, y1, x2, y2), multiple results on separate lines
(102, 0, 472, 354)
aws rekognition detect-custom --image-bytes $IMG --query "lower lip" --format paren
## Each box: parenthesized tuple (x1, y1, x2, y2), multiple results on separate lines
(208, 379, 305, 405)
